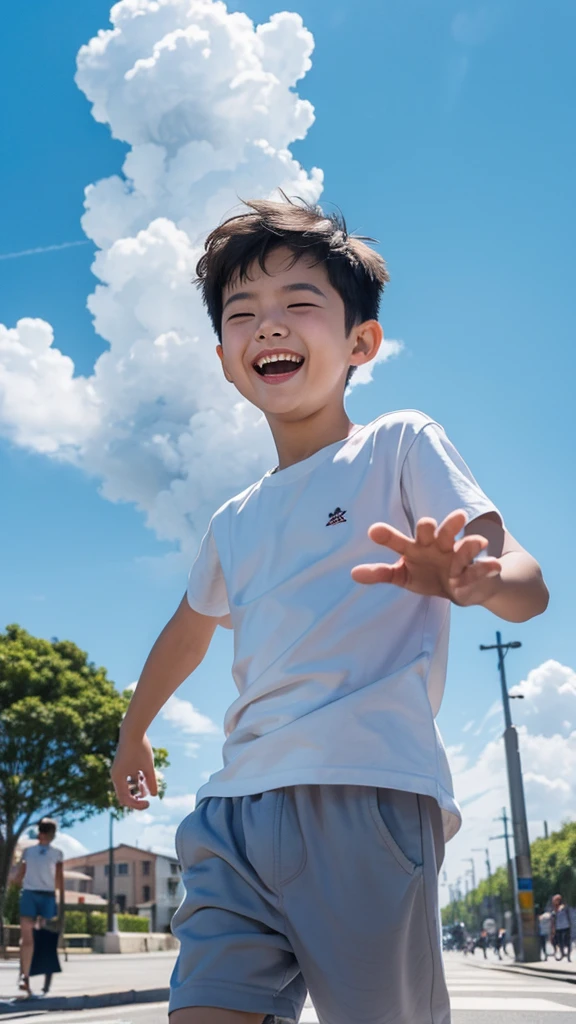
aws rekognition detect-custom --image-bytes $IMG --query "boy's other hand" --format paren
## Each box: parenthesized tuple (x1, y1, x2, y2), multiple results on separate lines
(111, 732, 158, 810)
(351, 509, 502, 607)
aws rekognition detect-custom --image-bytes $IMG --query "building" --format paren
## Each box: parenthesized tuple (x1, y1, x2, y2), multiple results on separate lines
(64, 844, 184, 932)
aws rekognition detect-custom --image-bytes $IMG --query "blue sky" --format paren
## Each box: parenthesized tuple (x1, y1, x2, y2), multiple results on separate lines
(1, 0, 574, 897)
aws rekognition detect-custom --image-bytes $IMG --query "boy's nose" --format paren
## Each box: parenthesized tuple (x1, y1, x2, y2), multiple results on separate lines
(256, 320, 289, 340)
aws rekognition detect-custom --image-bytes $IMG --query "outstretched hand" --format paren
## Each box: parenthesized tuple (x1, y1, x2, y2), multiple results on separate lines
(351, 509, 502, 606)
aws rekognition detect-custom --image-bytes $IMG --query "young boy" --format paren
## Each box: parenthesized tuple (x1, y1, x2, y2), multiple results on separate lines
(112, 198, 548, 1023)
(13, 818, 64, 996)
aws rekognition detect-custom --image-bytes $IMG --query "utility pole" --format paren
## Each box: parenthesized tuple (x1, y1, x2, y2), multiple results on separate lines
(107, 811, 115, 934)
(480, 631, 539, 961)
(490, 807, 517, 921)
(472, 846, 493, 916)
(463, 857, 476, 892)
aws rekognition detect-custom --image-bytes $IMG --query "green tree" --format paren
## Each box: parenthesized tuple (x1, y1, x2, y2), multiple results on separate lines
(442, 821, 576, 929)
(0, 624, 169, 950)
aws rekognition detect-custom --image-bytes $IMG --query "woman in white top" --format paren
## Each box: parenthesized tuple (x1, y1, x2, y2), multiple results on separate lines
(550, 893, 572, 962)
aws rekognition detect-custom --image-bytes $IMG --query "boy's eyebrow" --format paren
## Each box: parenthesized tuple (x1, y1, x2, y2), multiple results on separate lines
(222, 282, 327, 312)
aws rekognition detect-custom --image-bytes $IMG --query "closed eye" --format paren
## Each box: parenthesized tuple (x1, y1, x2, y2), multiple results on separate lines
(227, 303, 319, 321)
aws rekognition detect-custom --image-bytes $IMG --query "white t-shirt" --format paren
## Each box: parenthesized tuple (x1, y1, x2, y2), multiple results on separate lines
(22, 843, 63, 891)
(188, 410, 502, 840)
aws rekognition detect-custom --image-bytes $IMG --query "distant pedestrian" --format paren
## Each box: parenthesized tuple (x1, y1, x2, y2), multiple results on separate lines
(538, 911, 551, 960)
(12, 818, 64, 997)
(550, 894, 572, 962)
(476, 929, 488, 959)
(495, 927, 507, 960)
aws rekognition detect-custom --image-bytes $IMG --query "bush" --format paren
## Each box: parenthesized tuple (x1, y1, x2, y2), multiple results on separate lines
(87, 912, 107, 936)
(118, 913, 149, 933)
(4, 883, 21, 925)
(64, 910, 88, 934)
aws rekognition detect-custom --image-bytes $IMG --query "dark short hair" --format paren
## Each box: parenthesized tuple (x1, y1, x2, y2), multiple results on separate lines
(194, 194, 390, 383)
(38, 818, 57, 837)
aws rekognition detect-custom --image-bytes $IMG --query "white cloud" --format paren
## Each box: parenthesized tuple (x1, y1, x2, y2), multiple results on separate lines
(346, 338, 403, 389)
(441, 661, 576, 903)
(161, 694, 220, 735)
(509, 660, 576, 737)
(0, 1, 396, 552)
(163, 794, 197, 813)
(53, 833, 89, 859)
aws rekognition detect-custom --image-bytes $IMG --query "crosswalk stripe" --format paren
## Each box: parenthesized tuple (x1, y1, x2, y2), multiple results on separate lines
(450, 996, 572, 1011)
(448, 984, 575, 992)
(300, 996, 572, 1020)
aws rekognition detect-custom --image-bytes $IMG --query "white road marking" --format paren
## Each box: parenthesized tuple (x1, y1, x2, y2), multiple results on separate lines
(450, 996, 572, 1011)
(448, 984, 576, 992)
(300, 997, 573, 1019)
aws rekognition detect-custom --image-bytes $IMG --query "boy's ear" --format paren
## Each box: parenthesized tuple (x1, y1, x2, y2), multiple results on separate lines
(348, 320, 383, 368)
(216, 343, 234, 384)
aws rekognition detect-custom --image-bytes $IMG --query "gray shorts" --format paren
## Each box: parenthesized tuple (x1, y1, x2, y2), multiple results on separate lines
(170, 785, 450, 1023)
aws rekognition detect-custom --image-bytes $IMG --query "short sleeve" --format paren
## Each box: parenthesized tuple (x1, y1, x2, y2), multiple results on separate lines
(187, 522, 230, 617)
(54, 847, 63, 863)
(400, 422, 503, 533)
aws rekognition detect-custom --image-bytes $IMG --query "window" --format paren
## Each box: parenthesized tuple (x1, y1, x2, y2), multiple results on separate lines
(106, 863, 129, 876)
(142, 861, 151, 876)
(170, 863, 179, 875)
(143, 885, 151, 902)
(167, 879, 179, 896)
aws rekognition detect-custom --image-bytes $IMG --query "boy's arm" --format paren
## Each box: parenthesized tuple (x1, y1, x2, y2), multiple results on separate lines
(112, 595, 221, 808)
(464, 512, 549, 623)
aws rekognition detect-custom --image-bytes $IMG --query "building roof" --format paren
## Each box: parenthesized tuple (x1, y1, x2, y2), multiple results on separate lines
(64, 891, 107, 906)
(64, 843, 177, 863)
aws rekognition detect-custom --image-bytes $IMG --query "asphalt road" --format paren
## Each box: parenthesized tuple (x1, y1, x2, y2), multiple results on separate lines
(1, 953, 575, 1022)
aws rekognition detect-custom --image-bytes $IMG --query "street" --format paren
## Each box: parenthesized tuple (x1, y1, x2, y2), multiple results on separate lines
(1, 953, 575, 1023)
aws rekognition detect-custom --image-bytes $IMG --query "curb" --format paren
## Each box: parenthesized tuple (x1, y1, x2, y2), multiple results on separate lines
(0, 987, 170, 1015)
(465, 959, 576, 985)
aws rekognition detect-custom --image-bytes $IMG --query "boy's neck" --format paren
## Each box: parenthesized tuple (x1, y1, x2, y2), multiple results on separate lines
(268, 405, 358, 472)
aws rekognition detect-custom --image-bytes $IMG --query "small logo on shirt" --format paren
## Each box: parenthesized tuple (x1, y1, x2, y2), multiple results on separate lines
(326, 507, 347, 526)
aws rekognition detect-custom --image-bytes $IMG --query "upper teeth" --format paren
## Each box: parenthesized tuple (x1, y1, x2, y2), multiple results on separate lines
(255, 353, 303, 368)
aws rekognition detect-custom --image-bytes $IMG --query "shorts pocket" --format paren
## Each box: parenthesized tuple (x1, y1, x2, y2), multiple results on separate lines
(366, 788, 420, 876)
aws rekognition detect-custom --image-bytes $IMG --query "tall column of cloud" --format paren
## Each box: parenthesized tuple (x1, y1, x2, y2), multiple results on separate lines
(0, 0, 397, 551)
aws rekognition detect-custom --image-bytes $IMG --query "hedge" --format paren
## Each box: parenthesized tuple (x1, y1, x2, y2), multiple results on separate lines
(117, 913, 150, 932)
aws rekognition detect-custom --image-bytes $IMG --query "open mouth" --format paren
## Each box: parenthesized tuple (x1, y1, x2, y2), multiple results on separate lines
(253, 351, 305, 383)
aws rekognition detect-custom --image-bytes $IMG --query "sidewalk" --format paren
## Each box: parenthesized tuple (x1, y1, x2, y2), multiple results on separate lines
(463, 951, 576, 983)
(0, 951, 177, 1014)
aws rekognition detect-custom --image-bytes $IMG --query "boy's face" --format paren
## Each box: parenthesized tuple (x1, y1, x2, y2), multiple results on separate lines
(218, 247, 382, 420)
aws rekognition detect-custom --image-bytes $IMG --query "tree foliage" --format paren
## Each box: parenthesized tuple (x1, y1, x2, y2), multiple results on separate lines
(442, 820, 576, 929)
(0, 624, 169, 945)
